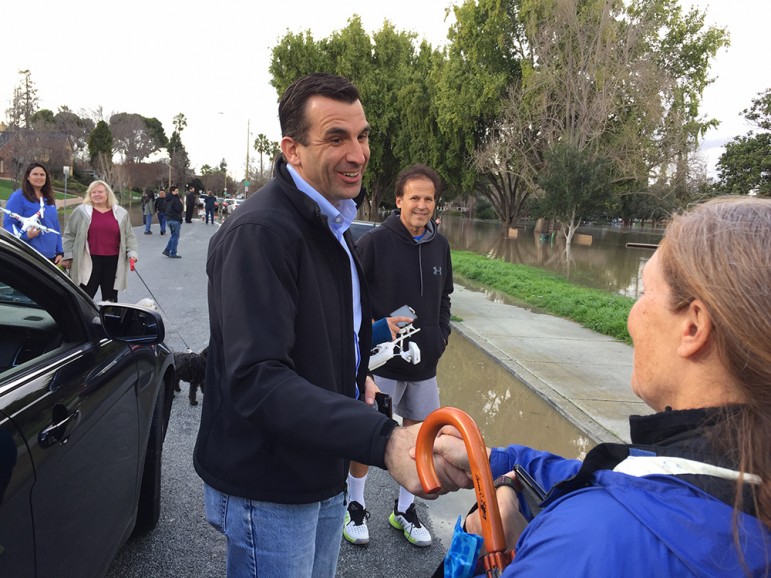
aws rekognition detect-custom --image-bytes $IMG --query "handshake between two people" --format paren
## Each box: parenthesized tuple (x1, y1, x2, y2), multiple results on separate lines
(383, 421, 479, 498)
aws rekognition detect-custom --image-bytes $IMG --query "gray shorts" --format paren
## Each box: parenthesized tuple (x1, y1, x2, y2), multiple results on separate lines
(374, 376, 440, 422)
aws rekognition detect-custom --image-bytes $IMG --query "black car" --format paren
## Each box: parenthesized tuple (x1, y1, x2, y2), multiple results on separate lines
(0, 228, 175, 577)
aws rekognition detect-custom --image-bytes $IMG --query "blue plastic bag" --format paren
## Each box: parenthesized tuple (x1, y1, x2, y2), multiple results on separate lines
(444, 515, 484, 578)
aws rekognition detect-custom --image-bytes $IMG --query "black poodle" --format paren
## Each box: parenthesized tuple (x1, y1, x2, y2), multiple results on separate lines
(173, 346, 207, 406)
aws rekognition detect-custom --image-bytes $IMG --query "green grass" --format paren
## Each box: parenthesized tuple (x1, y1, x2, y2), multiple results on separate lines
(0, 178, 14, 201)
(452, 250, 634, 343)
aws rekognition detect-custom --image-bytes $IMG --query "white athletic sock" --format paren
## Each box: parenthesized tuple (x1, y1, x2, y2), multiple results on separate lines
(347, 472, 367, 507)
(397, 486, 415, 514)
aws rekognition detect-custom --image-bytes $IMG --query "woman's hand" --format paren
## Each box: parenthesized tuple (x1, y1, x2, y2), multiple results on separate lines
(60, 259, 72, 269)
(26, 227, 40, 239)
(430, 425, 492, 472)
(464, 471, 528, 553)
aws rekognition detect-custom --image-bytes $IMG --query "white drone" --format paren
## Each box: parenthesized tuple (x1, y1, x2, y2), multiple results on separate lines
(369, 323, 421, 371)
(1, 197, 60, 238)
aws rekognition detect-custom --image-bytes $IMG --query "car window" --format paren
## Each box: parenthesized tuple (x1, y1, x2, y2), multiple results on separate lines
(0, 280, 64, 376)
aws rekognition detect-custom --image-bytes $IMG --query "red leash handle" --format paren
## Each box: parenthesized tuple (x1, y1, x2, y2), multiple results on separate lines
(130, 257, 136, 271)
(416, 407, 512, 575)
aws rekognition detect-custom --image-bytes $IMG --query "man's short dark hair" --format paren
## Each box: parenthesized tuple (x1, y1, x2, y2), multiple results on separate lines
(278, 73, 361, 145)
(394, 164, 442, 199)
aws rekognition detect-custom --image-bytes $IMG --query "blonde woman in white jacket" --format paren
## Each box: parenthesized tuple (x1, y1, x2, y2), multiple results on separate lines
(62, 180, 139, 302)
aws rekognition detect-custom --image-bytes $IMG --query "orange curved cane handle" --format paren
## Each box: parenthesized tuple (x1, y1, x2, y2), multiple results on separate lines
(416, 407, 511, 574)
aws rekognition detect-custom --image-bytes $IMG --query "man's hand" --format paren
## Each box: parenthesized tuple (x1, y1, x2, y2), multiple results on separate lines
(363, 375, 380, 407)
(385, 424, 474, 498)
(27, 226, 40, 239)
(427, 425, 492, 474)
(385, 316, 413, 340)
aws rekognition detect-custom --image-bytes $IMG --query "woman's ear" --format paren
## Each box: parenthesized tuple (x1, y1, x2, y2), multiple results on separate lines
(677, 299, 713, 359)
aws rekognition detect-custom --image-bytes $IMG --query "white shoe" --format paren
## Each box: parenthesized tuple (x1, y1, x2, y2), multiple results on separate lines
(388, 500, 432, 547)
(342, 501, 370, 545)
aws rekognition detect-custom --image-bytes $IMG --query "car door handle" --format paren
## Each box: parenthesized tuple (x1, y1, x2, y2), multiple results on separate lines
(38, 405, 80, 448)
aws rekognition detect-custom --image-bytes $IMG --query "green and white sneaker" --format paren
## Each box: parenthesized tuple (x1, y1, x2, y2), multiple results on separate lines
(388, 500, 432, 547)
(343, 501, 370, 545)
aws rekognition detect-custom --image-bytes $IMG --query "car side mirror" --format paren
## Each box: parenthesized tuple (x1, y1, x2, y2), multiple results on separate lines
(99, 304, 165, 345)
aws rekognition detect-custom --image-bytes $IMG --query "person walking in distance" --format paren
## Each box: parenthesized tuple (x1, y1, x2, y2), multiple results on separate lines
(162, 186, 183, 258)
(155, 189, 167, 235)
(204, 190, 217, 225)
(141, 191, 155, 234)
(344, 164, 453, 548)
(193, 73, 466, 578)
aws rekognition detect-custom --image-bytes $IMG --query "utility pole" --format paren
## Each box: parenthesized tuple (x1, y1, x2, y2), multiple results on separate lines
(245, 119, 250, 195)
(244, 118, 252, 197)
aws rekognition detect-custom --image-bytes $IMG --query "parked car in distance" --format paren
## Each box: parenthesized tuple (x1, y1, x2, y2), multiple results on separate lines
(0, 228, 176, 577)
(350, 219, 379, 242)
(221, 197, 245, 214)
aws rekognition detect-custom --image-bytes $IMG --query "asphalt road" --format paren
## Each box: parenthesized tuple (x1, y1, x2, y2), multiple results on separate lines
(106, 217, 446, 577)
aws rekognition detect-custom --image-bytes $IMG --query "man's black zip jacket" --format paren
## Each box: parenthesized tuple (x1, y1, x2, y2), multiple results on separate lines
(356, 211, 453, 381)
(194, 156, 397, 504)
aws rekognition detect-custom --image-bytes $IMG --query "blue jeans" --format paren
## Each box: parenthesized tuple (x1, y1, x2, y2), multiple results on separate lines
(204, 484, 345, 578)
(205, 207, 215, 224)
(158, 213, 167, 233)
(164, 220, 181, 255)
(144, 214, 153, 232)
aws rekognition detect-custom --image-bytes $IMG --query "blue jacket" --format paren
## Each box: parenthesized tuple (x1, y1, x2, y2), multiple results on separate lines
(487, 409, 770, 577)
(3, 190, 63, 258)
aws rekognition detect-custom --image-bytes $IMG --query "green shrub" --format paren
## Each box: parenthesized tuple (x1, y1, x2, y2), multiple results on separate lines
(452, 250, 634, 343)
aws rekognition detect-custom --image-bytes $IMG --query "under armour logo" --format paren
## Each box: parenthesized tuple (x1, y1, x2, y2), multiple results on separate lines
(433, 266, 442, 275)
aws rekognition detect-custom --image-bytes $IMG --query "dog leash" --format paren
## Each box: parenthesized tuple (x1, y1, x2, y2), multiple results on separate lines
(132, 262, 194, 352)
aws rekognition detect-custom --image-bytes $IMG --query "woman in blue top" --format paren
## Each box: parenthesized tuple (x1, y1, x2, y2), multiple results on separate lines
(2, 162, 63, 264)
(431, 196, 771, 577)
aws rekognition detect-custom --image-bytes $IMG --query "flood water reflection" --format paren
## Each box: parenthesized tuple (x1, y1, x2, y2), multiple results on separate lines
(427, 328, 594, 549)
(438, 214, 662, 298)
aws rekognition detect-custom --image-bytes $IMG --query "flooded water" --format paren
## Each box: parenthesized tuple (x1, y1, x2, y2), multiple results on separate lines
(428, 331, 593, 549)
(438, 214, 662, 298)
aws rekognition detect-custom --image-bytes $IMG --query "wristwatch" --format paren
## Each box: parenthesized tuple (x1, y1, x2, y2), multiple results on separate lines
(493, 474, 519, 492)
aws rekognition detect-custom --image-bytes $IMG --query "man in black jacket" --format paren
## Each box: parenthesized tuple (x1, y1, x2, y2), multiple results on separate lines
(162, 186, 183, 258)
(184, 185, 196, 223)
(194, 74, 465, 578)
(154, 189, 167, 235)
(344, 164, 453, 548)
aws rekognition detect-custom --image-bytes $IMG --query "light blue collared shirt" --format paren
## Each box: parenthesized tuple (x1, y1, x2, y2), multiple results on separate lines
(287, 165, 363, 394)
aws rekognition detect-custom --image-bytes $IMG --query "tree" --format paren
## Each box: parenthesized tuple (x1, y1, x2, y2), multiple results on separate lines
(471, 0, 727, 228)
(716, 89, 771, 197)
(536, 142, 614, 246)
(54, 107, 95, 163)
(110, 113, 168, 163)
(88, 120, 114, 179)
(253, 133, 279, 177)
(438, 0, 526, 200)
(6, 69, 39, 129)
(167, 118, 190, 188)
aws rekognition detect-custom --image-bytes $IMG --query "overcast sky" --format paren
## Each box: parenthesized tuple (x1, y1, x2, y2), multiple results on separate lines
(4, 0, 769, 183)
